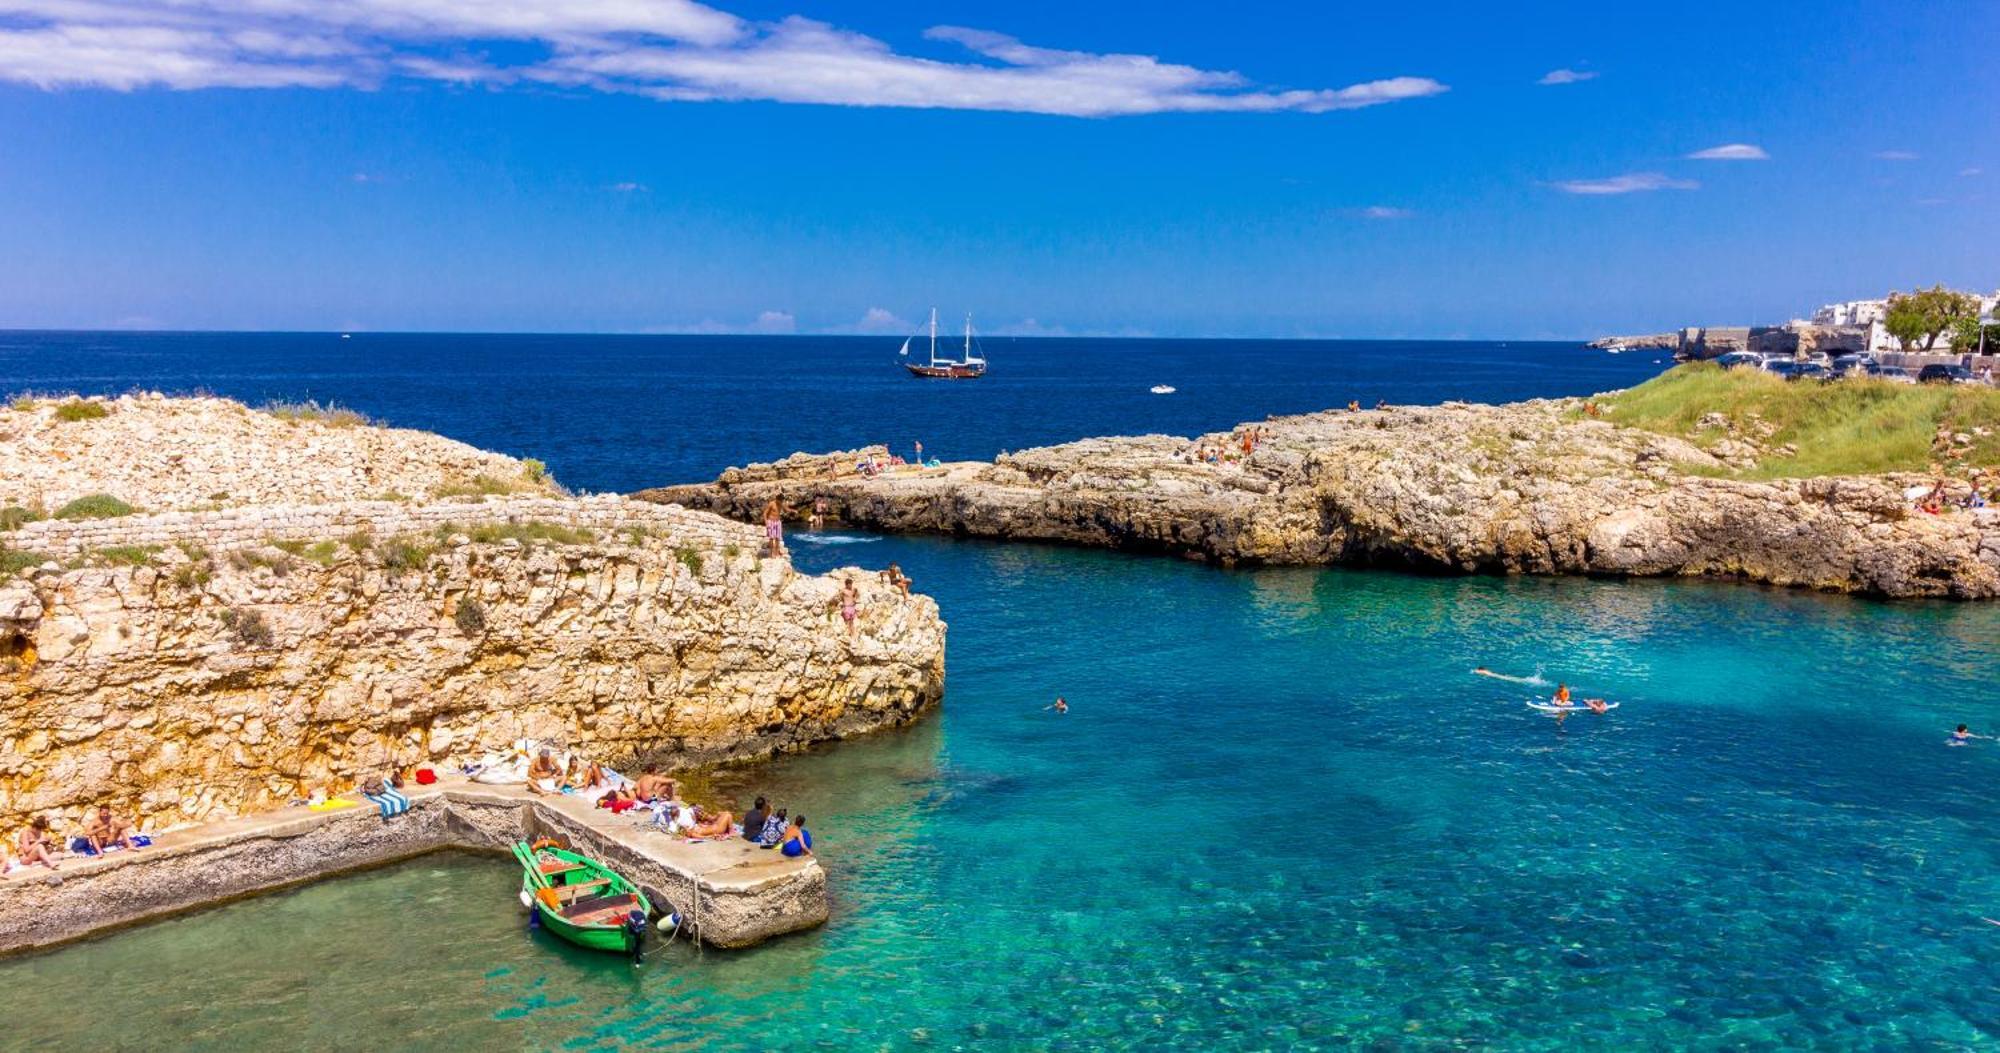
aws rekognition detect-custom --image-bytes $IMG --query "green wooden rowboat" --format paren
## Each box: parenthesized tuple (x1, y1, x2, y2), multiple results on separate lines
(511, 840, 654, 956)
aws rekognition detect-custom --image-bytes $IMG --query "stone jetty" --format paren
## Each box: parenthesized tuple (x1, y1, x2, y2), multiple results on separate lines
(0, 776, 824, 954)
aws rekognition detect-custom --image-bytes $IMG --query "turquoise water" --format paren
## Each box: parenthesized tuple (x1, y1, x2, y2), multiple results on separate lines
(6, 535, 1998, 1049)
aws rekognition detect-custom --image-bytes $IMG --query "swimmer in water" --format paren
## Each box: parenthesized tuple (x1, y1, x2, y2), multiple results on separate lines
(1044, 697, 1068, 714)
(1585, 698, 1609, 715)
(1950, 724, 1983, 746)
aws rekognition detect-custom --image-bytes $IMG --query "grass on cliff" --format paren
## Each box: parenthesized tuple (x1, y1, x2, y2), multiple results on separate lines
(54, 399, 109, 422)
(260, 399, 375, 428)
(1, 545, 47, 577)
(53, 493, 136, 520)
(1596, 364, 2000, 478)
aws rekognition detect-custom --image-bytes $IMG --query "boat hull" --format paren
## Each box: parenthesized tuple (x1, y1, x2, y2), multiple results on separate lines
(904, 362, 984, 379)
(514, 842, 654, 955)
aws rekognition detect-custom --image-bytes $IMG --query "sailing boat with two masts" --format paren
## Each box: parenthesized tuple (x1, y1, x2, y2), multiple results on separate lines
(899, 308, 987, 379)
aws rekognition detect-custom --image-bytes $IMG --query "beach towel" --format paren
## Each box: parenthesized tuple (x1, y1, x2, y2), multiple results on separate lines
(307, 798, 358, 812)
(362, 787, 411, 819)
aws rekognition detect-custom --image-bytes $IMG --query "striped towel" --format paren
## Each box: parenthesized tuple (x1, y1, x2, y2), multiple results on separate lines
(362, 787, 410, 819)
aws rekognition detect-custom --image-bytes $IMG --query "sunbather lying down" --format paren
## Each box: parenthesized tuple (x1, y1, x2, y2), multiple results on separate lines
(359, 775, 411, 819)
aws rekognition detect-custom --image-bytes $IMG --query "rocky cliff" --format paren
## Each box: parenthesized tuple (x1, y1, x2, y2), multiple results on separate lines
(0, 396, 946, 834)
(639, 398, 2000, 600)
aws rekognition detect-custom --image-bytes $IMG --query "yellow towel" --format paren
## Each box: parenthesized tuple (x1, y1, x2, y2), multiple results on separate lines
(308, 798, 358, 812)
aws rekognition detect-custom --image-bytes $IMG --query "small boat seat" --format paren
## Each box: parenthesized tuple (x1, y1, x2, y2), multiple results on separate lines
(554, 878, 611, 900)
(563, 892, 642, 923)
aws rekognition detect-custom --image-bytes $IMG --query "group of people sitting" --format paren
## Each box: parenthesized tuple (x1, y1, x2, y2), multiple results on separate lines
(1914, 474, 1995, 515)
(9, 805, 146, 873)
(594, 773, 813, 857)
(1184, 426, 1271, 467)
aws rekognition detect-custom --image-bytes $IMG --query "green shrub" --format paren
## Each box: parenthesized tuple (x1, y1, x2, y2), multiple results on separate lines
(722, 542, 740, 560)
(268, 538, 309, 556)
(171, 562, 212, 589)
(1, 546, 47, 577)
(53, 399, 109, 422)
(454, 598, 487, 635)
(521, 458, 550, 483)
(0, 506, 41, 531)
(464, 520, 595, 546)
(53, 494, 135, 520)
(343, 530, 374, 552)
(260, 400, 374, 427)
(226, 549, 289, 575)
(90, 544, 159, 567)
(675, 545, 704, 575)
(8, 396, 36, 412)
(217, 607, 275, 647)
(432, 474, 525, 499)
(174, 540, 210, 562)
(304, 540, 340, 567)
(376, 537, 434, 570)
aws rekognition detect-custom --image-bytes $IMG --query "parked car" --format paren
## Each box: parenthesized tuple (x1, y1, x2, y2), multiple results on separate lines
(1829, 353, 1868, 376)
(1861, 361, 1917, 383)
(1766, 360, 1830, 381)
(1917, 364, 1976, 384)
(1714, 351, 1764, 369)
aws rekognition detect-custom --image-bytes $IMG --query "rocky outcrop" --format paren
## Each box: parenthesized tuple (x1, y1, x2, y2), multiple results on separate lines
(0, 395, 947, 836)
(0, 392, 554, 513)
(639, 400, 2000, 599)
(0, 513, 942, 832)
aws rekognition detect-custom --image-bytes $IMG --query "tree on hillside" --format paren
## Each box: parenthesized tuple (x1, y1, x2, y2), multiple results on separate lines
(1883, 285, 1981, 352)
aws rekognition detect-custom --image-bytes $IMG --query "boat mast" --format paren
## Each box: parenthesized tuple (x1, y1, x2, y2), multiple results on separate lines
(929, 307, 938, 366)
(964, 314, 972, 361)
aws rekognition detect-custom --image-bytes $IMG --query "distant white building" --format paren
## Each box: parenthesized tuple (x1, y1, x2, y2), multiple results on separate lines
(1810, 290, 1999, 354)
(1811, 299, 1888, 327)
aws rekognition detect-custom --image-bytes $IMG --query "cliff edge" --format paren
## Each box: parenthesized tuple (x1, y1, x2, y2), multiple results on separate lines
(638, 386, 2000, 600)
(0, 395, 946, 833)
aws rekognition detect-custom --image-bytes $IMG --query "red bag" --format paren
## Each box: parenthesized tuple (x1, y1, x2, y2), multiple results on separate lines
(414, 768, 438, 785)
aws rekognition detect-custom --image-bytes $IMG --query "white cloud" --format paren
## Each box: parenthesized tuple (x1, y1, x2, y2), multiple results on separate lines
(1356, 205, 1413, 219)
(1551, 172, 1698, 195)
(647, 309, 796, 334)
(1960, 167, 1982, 177)
(834, 307, 912, 334)
(1686, 143, 1768, 161)
(1538, 68, 1597, 85)
(748, 309, 795, 333)
(0, 2, 1448, 117)
(1873, 150, 1919, 161)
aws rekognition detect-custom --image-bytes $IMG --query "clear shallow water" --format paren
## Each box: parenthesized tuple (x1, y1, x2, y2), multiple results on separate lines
(3, 335, 1997, 1049)
(0, 331, 1663, 490)
(6, 539, 1998, 1050)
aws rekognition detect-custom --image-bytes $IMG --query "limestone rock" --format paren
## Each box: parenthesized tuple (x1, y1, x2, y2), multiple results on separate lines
(640, 399, 2000, 600)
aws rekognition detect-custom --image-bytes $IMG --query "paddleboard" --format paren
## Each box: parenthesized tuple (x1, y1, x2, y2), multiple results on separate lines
(1526, 701, 1618, 713)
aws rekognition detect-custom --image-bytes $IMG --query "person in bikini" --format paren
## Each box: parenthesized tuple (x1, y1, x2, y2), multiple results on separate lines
(15, 816, 58, 870)
(686, 807, 735, 839)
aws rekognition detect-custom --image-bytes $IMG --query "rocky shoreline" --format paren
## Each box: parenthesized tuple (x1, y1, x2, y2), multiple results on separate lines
(638, 398, 2000, 600)
(2, 394, 946, 840)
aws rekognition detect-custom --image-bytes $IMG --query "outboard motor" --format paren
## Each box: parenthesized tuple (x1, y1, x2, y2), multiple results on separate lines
(624, 909, 648, 965)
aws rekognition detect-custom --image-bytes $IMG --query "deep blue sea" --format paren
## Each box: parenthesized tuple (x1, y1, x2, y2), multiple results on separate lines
(3, 333, 1997, 1051)
(0, 331, 1665, 490)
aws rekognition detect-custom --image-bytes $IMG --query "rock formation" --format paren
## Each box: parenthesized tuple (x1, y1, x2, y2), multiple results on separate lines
(639, 399, 2000, 600)
(0, 396, 946, 835)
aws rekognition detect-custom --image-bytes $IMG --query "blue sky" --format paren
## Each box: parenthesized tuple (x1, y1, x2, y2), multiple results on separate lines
(0, 1, 1994, 338)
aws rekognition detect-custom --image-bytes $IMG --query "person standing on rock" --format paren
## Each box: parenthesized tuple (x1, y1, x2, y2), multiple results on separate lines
(810, 496, 828, 532)
(762, 498, 786, 557)
(838, 576, 860, 639)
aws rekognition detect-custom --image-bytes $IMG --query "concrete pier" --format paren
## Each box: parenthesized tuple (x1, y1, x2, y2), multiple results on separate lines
(0, 776, 826, 956)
